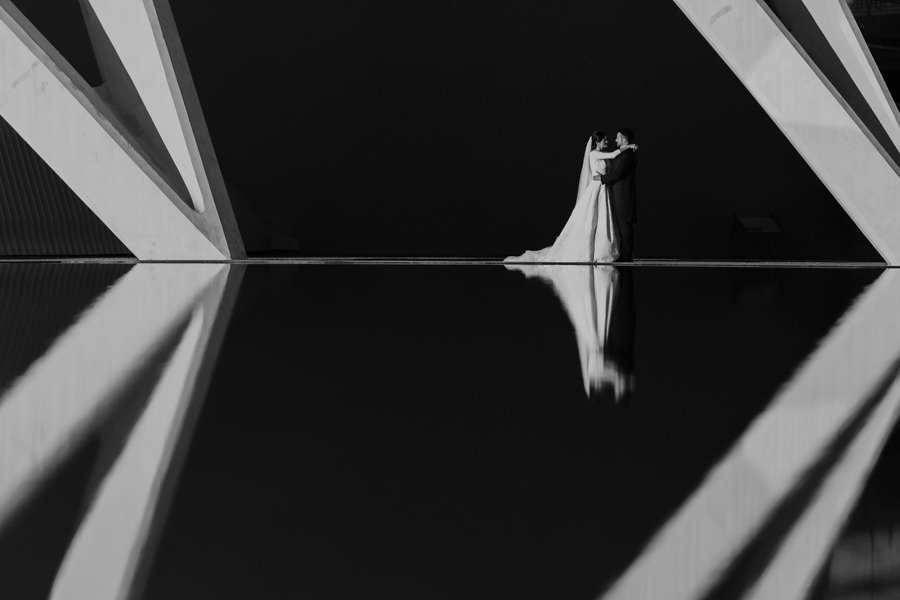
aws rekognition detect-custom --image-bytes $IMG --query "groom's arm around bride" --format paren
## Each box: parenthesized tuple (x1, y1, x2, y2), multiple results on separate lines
(600, 130, 638, 261)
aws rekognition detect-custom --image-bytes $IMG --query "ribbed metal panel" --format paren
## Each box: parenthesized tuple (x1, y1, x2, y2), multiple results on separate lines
(0, 117, 130, 256)
(0, 263, 131, 394)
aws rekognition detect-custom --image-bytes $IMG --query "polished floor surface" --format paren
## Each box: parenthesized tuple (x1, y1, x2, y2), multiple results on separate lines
(0, 263, 898, 600)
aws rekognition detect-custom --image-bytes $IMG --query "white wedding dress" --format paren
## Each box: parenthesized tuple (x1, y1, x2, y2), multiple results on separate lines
(505, 138, 619, 263)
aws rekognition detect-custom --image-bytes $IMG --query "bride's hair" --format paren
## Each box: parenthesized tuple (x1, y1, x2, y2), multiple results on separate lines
(591, 130, 607, 149)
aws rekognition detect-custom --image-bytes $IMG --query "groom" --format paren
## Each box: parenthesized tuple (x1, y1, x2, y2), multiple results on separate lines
(600, 128, 638, 261)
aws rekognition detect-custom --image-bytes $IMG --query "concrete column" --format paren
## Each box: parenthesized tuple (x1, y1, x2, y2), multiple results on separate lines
(764, 0, 900, 164)
(671, 0, 900, 264)
(0, 1, 242, 260)
(807, 0, 900, 156)
(79, 0, 245, 258)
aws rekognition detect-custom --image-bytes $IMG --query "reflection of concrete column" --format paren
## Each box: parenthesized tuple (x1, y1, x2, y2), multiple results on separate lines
(0, 264, 234, 530)
(0, 0, 243, 259)
(745, 371, 900, 600)
(672, 0, 900, 263)
(827, 529, 900, 595)
(598, 270, 900, 600)
(49, 266, 244, 600)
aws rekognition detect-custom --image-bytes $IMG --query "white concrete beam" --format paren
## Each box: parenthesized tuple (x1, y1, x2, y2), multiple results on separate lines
(0, 1, 237, 260)
(807, 0, 900, 156)
(764, 0, 900, 165)
(671, 0, 900, 263)
(79, 0, 244, 258)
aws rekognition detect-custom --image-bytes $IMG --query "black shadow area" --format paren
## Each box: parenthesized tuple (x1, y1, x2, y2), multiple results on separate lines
(160, 0, 880, 260)
(141, 265, 881, 600)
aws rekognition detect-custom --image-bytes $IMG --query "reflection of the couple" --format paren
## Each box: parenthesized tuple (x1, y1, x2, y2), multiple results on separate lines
(505, 264, 635, 401)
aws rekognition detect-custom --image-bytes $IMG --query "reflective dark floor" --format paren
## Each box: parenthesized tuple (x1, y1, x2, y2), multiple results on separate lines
(1, 263, 899, 600)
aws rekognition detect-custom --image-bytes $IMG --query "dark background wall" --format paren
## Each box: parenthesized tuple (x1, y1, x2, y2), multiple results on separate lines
(7, 0, 884, 260)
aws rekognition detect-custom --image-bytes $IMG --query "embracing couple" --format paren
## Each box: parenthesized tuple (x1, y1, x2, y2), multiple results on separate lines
(505, 128, 638, 263)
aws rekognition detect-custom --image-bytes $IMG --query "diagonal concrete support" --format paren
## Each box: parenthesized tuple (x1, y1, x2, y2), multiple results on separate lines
(0, 0, 242, 260)
(763, 0, 900, 165)
(672, 0, 900, 263)
(805, 0, 900, 156)
(79, 0, 244, 258)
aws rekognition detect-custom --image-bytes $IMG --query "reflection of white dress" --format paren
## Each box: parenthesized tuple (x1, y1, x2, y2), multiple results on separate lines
(505, 138, 619, 263)
(505, 264, 633, 398)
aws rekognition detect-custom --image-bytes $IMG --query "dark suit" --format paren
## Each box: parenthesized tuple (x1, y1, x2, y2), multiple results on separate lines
(600, 148, 637, 260)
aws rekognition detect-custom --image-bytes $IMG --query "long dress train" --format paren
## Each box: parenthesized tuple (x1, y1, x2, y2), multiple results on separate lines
(505, 138, 619, 263)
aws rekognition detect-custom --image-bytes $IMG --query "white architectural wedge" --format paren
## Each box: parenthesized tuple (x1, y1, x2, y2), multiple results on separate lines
(598, 269, 900, 600)
(49, 309, 209, 600)
(764, 0, 900, 164)
(745, 373, 900, 600)
(806, 0, 900, 157)
(0, 0, 242, 260)
(78, 0, 244, 257)
(0, 263, 228, 529)
(671, 0, 900, 263)
(48, 266, 243, 600)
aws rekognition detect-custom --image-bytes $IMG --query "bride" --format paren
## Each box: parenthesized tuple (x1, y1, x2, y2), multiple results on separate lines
(505, 131, 637, 263)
